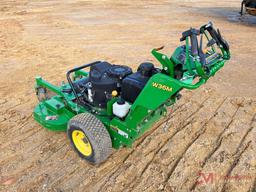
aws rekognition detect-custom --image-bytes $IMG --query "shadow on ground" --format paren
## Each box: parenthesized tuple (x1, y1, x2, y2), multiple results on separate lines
(195, 7, 256, 25)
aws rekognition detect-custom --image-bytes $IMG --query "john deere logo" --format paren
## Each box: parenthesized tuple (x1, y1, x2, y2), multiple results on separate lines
(152, 82, 173, 92)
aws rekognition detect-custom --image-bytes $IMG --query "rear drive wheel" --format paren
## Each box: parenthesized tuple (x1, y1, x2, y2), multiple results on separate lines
(67, 113, 112, 164)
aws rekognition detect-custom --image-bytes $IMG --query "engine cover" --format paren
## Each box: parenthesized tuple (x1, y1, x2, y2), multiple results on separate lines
(121, 62, 156, 103)
(89, 62, 132, 108)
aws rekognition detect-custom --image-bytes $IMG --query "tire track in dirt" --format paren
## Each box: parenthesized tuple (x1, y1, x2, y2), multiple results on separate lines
(0, 133, 67, 177)
(85, 95, 225, 192)
(0, 121, 40, 150)
(0, 99, 35, 141)
(162, 97, 243, 191)
(13, 142, 71, 191)
(1, 103, 68, 182)
(0, 124, 43, 164)
(192, 99, 256, 192)
(128, 96, 227, 192)
(127, 103, 210, 191)
(162, 101, 229, 184)
(220, 114, 256, 192)
(0, 112, 33, 136)
(220, 141, 252, 192)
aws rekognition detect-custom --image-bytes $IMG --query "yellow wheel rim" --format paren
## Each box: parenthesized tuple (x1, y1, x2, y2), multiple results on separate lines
(72, 130, 92, 156)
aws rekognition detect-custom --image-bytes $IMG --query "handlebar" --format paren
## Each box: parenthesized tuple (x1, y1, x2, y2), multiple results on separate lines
(180, 28, 200, 57)
(151, 22, 230, 91)
(180, 22, 229, 55)
(66, 61, 101, 103)
(200, 22, 229, 51)
(179, 22, 230, 78)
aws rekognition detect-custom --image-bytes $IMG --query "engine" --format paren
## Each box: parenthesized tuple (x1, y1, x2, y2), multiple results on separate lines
(88, 61, 132, 107)
(74, 61, 158, 109)
(121, 62, 157, 103)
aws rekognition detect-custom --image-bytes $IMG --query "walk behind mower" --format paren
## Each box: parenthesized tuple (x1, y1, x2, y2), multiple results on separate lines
(34, 22, 230, 164)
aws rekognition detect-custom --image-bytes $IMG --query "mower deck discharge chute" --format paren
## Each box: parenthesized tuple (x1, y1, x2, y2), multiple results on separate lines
(34, 22, 230, 164)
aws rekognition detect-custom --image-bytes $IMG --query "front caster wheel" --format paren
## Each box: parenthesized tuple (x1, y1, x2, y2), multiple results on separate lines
(67, 113, 112, 164)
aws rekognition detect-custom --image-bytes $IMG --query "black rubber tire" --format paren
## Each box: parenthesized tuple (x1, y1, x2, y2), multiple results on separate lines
(67, 113, 112, 164)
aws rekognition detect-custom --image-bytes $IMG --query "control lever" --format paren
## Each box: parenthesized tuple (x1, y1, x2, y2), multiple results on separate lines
(180, 28, 200, 57)
(199, 34, 206, 66)
(217, 29, 229, 51)
(201, 22, 229, 51)
(207, 39, 216, 47)
(154, 46, 165, 51)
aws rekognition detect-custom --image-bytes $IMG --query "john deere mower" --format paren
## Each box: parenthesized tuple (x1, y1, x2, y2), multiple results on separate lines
(240, 0, 256, 16)
(34, 22, 230, 164)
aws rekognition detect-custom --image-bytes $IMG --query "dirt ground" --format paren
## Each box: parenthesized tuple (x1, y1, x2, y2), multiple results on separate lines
(0, 0, 255, 192)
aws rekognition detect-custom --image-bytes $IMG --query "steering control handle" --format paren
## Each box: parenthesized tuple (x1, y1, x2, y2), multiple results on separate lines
(180, 28, 200, 57)
(201, 22, 229, 51)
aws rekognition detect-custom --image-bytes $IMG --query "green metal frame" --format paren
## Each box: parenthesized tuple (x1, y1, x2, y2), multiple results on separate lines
(34, 23, 230, 149)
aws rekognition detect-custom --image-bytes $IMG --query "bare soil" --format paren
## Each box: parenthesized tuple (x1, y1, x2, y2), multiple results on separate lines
(0, 1, 255, 192)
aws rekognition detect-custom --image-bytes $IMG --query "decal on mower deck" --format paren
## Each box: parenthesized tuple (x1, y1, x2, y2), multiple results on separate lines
(111, 126, 129, 139)
(152, 82, 173, 92)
